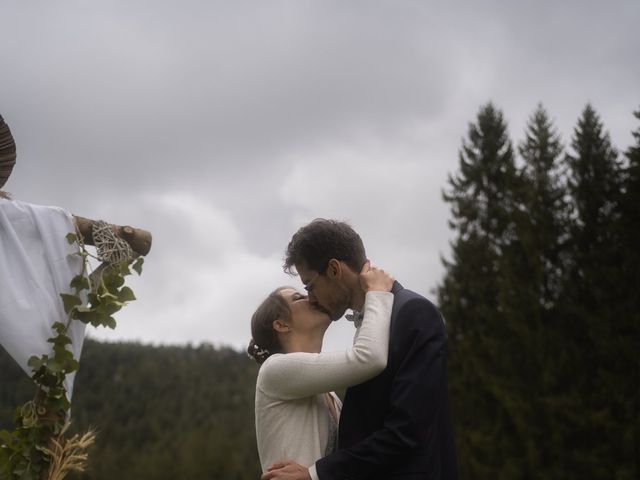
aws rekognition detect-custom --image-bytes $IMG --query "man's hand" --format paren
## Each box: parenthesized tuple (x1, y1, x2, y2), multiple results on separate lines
(260, 460, 311, 480)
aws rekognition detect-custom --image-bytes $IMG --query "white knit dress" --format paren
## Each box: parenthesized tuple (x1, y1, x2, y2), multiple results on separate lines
(254, 291, 393, 474)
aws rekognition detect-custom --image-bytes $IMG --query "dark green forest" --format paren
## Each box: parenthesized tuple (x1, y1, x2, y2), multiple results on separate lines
(1, 102, 638, 479)
(0, 340, 261, 479)
(438, 103, 639, 479)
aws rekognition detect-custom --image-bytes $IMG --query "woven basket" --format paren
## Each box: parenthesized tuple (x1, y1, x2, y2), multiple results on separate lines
(0, 114, 17, 189)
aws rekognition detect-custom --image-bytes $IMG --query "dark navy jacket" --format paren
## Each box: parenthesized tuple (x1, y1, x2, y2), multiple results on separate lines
(315, 282, 458, 480)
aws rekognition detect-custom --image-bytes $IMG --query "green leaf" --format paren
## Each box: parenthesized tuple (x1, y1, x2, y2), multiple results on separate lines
(103, 271, 125, 291)
(98, 290, 118, 300)
(48, 334, 71, 347)
(60, 294, 81, 314)
(53, 345, 73, 359)
(66, 358, 80, 372)
(51, 322, 67, 335)
(74, 311, 96, 324)
(47, 360, 62, 373)
(98, 302, 123, 316)
(132, 257, 144, 275)
(116, 262, 132, 276)
(27, 356, 43, 370)
(117, 286, 136, 303)
(70, 274, 90, 291)
(41, 372, 61, 388)
(88, 312, 110, 328)
(65, 232, 77, 244)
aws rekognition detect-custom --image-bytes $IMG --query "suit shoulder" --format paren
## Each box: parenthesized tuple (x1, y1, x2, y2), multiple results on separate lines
(393, 287, 439, 315)
(392, 287, 444, 334)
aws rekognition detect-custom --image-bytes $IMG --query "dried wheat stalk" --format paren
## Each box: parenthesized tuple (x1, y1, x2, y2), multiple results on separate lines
(43, 422, 96, 480)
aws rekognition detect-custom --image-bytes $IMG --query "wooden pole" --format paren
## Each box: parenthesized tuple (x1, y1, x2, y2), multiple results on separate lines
(73, 216, 152, 256)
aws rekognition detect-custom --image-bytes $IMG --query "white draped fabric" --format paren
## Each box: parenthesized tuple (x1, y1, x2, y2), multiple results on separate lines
(0, 198, 87, 398)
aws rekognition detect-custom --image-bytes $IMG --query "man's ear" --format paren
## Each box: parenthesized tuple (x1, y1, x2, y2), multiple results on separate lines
(272, 319, 291, 333)
(326, 258, 342, 279)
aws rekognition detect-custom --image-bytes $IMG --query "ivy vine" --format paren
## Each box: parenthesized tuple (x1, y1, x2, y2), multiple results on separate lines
(0, 231, 143, 480)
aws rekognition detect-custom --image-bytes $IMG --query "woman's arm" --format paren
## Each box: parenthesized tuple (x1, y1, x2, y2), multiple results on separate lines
(257, 290, 393, 400)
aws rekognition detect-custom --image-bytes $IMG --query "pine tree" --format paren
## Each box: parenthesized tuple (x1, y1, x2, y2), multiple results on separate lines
(439, 103, 524, 478)
(565, 104, 622, 265)
(486, 104, 573, 477)
(616, 107, 640, 478)
(623, 108, 640, 213)
(440, 103, 636, 479)
(516, 104, 570, 309)
(561, 104, 627, 478)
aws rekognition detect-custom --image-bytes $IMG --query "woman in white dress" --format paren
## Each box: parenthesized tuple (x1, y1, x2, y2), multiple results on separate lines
(247, 262, 394, 476)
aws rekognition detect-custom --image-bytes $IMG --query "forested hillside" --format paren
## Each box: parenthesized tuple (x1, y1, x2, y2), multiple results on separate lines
(1, 340, 261, 479)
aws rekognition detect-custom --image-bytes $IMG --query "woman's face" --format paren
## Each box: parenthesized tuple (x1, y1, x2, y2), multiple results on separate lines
(278, 288, 331, 333)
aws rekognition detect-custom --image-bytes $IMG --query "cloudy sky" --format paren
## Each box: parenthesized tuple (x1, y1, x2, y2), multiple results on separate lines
(2, 0, 638, 352)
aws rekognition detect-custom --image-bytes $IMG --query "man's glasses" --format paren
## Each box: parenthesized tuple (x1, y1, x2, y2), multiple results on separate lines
(304, 273, 320, 293)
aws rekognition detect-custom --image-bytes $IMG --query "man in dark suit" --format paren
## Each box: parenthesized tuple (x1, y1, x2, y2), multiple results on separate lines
(262, 219, 458, 480)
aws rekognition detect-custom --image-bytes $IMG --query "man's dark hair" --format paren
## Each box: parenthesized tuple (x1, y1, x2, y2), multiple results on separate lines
(283, 218, 366, 275)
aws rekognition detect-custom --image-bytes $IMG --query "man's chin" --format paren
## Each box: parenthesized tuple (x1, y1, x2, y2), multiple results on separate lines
(314, 304, 345, 322)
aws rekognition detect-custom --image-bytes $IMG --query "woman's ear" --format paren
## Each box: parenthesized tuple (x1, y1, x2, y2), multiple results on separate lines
(272, 319, 291, 333)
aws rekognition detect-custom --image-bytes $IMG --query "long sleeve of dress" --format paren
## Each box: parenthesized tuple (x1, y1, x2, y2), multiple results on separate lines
(257, 291, 393, 400)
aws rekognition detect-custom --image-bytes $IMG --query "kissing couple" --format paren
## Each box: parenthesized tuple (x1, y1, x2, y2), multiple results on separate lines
(247, 219, 458, 480)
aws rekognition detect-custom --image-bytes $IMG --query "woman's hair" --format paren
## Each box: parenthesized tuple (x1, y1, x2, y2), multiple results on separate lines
(247, 286, 291, 365)
(283, 218, 366, 275)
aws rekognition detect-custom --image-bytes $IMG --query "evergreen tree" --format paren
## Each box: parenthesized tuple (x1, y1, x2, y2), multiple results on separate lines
(616, 107, 640, 478)
(487, 104, 573, 477)
(565, 104, 622, 265)
(622, 108, 640, 215)
(561, 104, 628, 478)
(439, 103, 524, 478)
(438, 102, 637, 479)
(516, 104, 570, 309)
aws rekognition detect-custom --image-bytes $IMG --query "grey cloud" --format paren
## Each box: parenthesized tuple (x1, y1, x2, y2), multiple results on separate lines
(1, 0, 638, 348)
